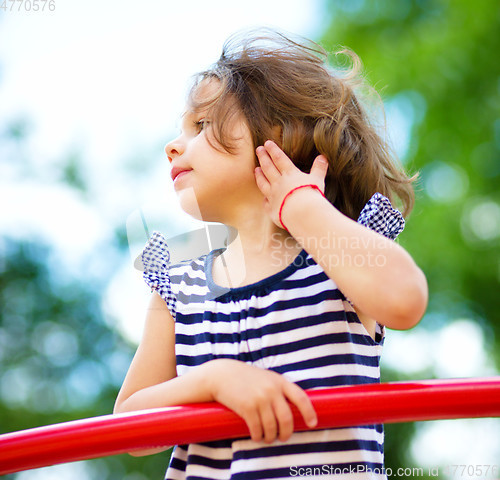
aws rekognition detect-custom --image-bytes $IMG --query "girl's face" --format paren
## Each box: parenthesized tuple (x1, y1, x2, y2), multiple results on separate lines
(165, 80, 260, 224)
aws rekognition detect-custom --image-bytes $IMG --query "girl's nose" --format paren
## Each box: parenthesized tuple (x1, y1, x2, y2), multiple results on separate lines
(165, 138, 184, 163)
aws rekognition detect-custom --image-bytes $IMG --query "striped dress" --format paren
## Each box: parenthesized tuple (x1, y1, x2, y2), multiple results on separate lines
(141, 193, 405, 480)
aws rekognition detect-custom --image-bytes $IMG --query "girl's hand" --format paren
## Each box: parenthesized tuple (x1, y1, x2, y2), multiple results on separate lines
(203, 359, 318, 443)
(254, 140, 329, 229)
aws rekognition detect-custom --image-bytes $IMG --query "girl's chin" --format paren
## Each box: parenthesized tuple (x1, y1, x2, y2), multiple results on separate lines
(176, 189, 219, 223)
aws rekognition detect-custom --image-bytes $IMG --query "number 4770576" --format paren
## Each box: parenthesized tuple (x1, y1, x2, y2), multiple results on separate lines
(0, 0, 56, 12)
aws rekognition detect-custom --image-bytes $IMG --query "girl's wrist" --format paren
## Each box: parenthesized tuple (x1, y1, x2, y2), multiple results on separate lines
(199, 359, 236, 401)
(197, 360, 222, 402)
(279, 185, 327, 232)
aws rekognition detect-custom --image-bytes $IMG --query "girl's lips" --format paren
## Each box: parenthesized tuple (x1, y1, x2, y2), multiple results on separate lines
(170, 166, 193, 182)
(173, 169, 192, 185)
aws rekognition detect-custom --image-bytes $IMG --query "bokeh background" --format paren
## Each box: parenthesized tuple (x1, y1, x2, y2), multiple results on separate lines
(1, 1, 499, 479)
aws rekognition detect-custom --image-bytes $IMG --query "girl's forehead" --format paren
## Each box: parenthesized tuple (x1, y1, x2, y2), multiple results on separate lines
(182, 82, 214, 115)
(187, 78, 225, 110)
(193, 77, 221, 98)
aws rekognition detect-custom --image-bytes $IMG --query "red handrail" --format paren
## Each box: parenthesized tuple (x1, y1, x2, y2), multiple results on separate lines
(1, 377, 499, 475)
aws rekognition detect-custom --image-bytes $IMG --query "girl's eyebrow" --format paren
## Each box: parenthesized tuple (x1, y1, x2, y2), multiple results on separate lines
(182, 108, 208, 119)
(180, 110, 198, 125)
(176, 109, 204, 133)
(179, 108, 210, 126)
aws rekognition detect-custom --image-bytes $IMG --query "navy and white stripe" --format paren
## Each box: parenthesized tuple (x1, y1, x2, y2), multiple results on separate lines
(142, 247, 386, 479)
(139, 193, 404, 480)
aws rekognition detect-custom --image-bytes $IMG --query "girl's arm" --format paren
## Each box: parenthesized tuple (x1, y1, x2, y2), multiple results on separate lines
(114, 292, 317, 454)
(114, 291, 177, 455)
(255, 141, 428, 331)
(282, 190, 427, 330)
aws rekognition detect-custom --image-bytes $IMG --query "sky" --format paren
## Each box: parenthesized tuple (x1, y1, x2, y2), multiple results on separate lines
(0, 0, 327, 337)
(1, 1, 499, 478)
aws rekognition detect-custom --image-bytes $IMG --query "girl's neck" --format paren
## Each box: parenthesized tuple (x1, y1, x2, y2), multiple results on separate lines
(224, 225, 299, 258)
(212, 226, 303, 290)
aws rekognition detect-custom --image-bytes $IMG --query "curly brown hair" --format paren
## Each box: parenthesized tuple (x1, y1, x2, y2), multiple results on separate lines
(187, 28, 417, 220)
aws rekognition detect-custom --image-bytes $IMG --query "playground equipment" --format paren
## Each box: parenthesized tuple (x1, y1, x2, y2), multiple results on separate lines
(1, 376, 499, 475)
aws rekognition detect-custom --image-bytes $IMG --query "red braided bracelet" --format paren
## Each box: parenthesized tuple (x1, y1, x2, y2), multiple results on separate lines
(278, 184, 326, 232)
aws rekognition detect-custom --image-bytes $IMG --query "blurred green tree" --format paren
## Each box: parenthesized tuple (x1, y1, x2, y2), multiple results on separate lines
(322, 0, 499, 333)
(0, 113, 171, 477)
(320, 0, 499, 472)
(0, 238, 171, 479)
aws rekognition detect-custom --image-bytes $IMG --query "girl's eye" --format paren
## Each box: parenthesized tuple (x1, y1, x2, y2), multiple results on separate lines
(195, 119, 209, 132)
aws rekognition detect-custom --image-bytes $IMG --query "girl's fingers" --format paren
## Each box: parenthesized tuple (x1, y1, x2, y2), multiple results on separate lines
(310, 154, 329, 182)
(258, 403, 279, 444)
(272, 396, 295, 442)
(283, 381, 318, 429)
(242, 408, 264, 443)
(256, 145, 281, 181)
(254, 166, 271, 197)
(263, 140, 295, 174)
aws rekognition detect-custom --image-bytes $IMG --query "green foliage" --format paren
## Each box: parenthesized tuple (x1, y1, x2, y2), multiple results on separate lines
(322, 0, 500, 351)
(320, 0, 500, 471)
(0, 239, 170, 478)
(321, 0, 500, 338)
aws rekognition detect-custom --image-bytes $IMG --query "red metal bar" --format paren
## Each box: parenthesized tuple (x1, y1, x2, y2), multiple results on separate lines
(1, 377, 499, 475)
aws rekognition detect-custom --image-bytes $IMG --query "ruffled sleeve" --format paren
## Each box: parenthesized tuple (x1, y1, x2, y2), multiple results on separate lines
(136, 231, 176, 320)
(357, 192, 405, 240)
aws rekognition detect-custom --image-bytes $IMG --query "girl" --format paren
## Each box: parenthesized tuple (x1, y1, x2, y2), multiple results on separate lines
(115, 29, 428, 479)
